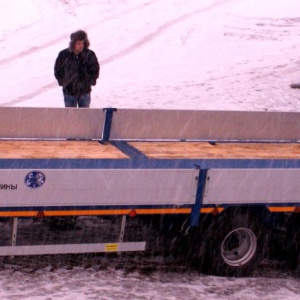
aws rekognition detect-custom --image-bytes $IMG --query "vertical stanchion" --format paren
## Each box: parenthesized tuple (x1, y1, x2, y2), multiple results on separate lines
(190, 169, 208, 227)
(11, 217, 18, 246)
(10, 217, 18, 259)
(101, 108, 117, 144)
(118, 215, 127, 255)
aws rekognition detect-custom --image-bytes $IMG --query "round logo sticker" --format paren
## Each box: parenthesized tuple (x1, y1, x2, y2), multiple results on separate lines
(25, 171, 46, 189)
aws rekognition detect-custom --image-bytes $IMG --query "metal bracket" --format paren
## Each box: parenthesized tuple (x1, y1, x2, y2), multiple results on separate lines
(190, 169, 208, 227)
(101, 108, 117, 143)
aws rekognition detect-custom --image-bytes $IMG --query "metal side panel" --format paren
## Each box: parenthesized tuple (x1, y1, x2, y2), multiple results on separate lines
(203, 169, 300, 204)
(0, 107, 104, 140)
(109, 109, 300, 141)
(0, 242, 146, 256)
(0, 169, 198, 207)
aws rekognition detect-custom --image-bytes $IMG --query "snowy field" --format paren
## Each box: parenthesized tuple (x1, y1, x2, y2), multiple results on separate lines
(0, 262, 299, 300)
(1, 0, 300, 299)
(1, 0, 300, 111)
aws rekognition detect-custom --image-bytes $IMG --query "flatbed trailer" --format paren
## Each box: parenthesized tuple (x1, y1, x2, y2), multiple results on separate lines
(0, 107, 299, 276)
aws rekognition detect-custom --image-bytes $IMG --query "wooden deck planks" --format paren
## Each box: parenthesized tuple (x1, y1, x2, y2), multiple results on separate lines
(1, 141, 299, 160)
(0, 141, 128, 159)
(129, 142, 300, 159)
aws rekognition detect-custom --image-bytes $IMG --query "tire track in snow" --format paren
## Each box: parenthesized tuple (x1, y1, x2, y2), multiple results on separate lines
(0, 1, 160, 67)
(2, 0, 236, 106)
(101, 0, 237, 65)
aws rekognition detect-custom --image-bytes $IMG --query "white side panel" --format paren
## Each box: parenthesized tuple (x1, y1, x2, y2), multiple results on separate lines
(0, 169, 198, 207)
(203, 169, 300, 204)
(110, 109, 300, 141)
(0, 107, 104, 140)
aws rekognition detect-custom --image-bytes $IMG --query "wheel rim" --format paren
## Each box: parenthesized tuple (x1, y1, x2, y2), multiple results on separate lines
(221, 228, 257, 267)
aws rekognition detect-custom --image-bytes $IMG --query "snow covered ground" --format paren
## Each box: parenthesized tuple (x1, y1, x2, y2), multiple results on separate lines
(1, 0, 300, 111)
(0, 264, 299, 300)
(0, 0, 300, 299)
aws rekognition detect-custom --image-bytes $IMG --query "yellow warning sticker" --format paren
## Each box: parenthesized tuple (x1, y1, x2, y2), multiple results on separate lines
(105, 243, 119, 252)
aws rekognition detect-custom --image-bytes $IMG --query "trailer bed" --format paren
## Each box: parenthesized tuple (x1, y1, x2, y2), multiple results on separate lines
(0, 141, 128, 159)
(130, 142, 300, 159)
(0, 141, 299, 159)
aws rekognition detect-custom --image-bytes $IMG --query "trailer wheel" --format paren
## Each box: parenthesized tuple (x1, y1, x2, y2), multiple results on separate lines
(200, 212, 265, 277)
(221, 227, 257, 267)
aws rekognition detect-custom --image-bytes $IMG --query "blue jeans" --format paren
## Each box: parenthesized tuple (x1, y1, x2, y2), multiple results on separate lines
(64, 94, 91, 108)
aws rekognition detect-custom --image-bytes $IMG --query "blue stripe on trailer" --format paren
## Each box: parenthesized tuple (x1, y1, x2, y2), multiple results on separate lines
(0, 204, 194, 212)
(190, 169, 208, 227)
(1, 158, 300, 169)
(101, 108, 117, 143)
(110, 141, 148, 159)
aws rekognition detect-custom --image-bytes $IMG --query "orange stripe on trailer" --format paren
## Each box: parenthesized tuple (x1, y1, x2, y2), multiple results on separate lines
(200, 208, 213, 214)
(268, 206, 296, 213)
(130, 208, 223, 215)
(135, 208, 191, 215)
(217, 207, 225, 213)
(0, 207, 225, 218)
(200, 207, 221, 214)
(0, 211, 37, 217)
(0, 210, 131, 218)
(43, 209, 131, 216)
(135, 208, 225, 215)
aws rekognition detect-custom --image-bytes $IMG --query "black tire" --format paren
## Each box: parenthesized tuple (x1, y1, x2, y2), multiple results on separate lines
(285, 214, 300, 272)
(294, 230, 300, 273)
(198, 212, 265, 277)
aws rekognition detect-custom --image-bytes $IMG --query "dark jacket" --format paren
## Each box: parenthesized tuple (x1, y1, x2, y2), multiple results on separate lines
(54, 48, 100, 96)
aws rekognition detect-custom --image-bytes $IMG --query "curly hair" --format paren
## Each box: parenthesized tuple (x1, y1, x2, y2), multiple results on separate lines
(69, 30, 90, 51)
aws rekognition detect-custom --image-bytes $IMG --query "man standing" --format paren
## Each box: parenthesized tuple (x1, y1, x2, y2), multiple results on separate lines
(54, 30, 100, 107)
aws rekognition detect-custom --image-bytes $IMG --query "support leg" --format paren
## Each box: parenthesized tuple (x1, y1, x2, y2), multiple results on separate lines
(118, 215, 126, 254)
(11, 217, 18, 246)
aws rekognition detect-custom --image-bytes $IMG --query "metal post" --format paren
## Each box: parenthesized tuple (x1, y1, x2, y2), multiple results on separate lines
(118, 215, 126, 254)
(190, 169, 208, 227)
(11, 217, 18, 246)
(10, 217, 18, 259)
(101, 108, 117, 143)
